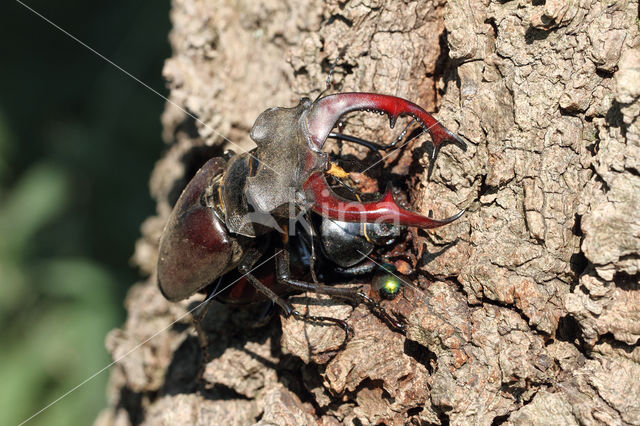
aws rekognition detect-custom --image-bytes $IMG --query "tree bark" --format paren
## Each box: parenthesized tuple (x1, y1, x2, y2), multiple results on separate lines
(96, 0, 640, 424)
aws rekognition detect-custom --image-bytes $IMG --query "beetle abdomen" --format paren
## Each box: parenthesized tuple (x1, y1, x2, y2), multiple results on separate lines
(158, 158, 235, 302)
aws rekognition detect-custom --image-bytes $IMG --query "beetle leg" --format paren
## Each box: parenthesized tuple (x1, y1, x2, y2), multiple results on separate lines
(235, 248, 354, 344)
(276, 249, 361, 300)
(276, 249, 408, 336)
(238, 265, 296, 316)
(275, 249, 357, 345)
(356, 292, 406, 333)
(243, 271, 354, 348)
(328, 119, 417, 157)
(304, 212, 320, 284)
(291, 311, 353, 348)
(328, 132, 384, 159)
(193, 283, 219, 382)
(334, 259, 377, 276)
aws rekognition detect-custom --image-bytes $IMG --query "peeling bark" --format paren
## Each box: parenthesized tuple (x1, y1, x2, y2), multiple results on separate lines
(96, 1, 640, 425)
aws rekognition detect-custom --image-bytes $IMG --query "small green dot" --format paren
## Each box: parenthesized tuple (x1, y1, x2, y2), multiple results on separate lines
(383, 278, 400, 295)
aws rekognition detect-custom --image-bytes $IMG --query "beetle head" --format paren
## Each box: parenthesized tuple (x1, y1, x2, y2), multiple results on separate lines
(244, 98, 327, 219)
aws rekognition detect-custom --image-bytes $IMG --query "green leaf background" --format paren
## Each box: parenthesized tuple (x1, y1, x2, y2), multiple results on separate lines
(1, 2, 170, 424)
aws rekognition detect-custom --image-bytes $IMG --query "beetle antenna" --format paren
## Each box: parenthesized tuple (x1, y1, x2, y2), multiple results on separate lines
(315, 46, 347, 102)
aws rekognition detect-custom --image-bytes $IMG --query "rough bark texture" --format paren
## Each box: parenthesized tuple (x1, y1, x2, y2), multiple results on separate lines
(96, 0, 640, 425)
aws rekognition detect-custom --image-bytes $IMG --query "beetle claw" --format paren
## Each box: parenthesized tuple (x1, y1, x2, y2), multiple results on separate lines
(306, 92, 464, 153)
(304, 172, 462, 229)
(303, 92, 465, 229)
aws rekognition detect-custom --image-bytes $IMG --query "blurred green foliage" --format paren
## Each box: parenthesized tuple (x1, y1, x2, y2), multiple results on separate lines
(0, 1, 170, 424)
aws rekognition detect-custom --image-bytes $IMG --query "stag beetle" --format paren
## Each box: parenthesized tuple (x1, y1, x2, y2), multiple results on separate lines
(157, 92, 464, 337)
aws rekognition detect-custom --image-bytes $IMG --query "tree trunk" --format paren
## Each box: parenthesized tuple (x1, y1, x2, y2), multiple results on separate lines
(96, 0, 640, 424)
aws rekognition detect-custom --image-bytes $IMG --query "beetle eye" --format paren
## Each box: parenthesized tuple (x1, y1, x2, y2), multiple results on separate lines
(372, 263, 402, 300)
